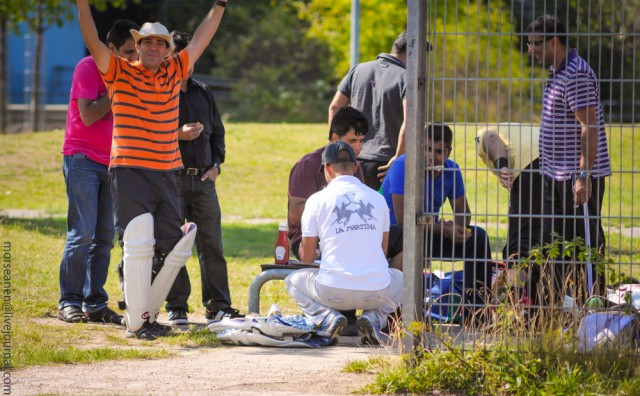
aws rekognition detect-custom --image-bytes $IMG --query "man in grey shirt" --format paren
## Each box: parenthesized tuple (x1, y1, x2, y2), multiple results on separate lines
(328, 31, 431, 190)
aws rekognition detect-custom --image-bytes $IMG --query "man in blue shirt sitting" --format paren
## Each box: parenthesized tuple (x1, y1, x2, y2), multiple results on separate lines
(381, 123, 492, 309)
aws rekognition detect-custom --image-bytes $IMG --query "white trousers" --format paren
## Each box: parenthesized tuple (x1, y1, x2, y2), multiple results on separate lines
(285, 268, 403, 328)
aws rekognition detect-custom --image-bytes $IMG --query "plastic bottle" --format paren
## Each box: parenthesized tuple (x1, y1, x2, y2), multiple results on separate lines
(274, 222, 289, 264)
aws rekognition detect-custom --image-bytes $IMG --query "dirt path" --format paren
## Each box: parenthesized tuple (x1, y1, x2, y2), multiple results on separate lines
(12, 343, 385, 395)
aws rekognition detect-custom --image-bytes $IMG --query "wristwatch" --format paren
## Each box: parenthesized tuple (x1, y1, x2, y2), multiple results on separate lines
(213, 162, 221, 174)
(578, 170, 591, 180)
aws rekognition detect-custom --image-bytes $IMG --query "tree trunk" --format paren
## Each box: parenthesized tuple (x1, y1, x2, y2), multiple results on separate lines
(0, 21, 7, 134)
(29, 4, 43, 133)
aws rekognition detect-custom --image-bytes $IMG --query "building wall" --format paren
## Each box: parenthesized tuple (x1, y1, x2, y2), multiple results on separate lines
(8, 7, 86, 105)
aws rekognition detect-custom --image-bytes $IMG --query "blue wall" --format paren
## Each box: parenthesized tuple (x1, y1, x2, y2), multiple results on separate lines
(8, 7, 86, 105)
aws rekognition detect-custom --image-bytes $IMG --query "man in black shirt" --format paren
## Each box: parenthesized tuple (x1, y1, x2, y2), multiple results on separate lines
(165, 31, 243, 324)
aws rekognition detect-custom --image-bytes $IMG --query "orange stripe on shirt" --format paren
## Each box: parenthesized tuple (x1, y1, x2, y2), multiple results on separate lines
(102, 50, 189, 171)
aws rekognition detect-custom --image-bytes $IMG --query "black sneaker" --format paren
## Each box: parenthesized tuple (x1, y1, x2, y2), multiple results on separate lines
(205, 306, 245, 323)
(85, 306, 125, 326)
(125, 320, 171, 340)
(150, 320, 173, 335)
(167, 309, 189, 325)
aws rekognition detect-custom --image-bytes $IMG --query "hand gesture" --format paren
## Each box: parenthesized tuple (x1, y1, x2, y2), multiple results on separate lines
(200, 166, 220, 183)
(443, 220, 472, 242)
(573, 177, 592, 205)
(178, 122, 204, 141)
(498, 168, 514, 189)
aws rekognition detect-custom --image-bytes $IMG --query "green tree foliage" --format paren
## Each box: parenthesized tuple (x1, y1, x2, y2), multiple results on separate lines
(428, 1, 534, 123)
(298, 0, 532, 123)
(295, 0, 408, 80)
(211, 1, 335, 122)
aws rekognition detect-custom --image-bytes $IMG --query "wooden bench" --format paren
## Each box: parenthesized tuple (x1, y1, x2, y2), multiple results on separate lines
(248, 262, 319, 314)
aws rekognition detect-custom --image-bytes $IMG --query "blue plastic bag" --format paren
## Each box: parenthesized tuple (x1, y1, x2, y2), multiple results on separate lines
(425, 270, 464, 323)
(576, 306, 640, 352)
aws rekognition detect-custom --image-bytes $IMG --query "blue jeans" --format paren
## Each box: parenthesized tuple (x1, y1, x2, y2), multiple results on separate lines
(58, 154, 115, 313)
(166, 174, 231, 311)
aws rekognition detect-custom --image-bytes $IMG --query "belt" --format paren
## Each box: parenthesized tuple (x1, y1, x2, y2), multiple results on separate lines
(178, 165, 211, 176)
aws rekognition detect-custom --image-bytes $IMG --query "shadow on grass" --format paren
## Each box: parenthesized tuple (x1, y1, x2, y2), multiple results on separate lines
(0, 216, 66, 237)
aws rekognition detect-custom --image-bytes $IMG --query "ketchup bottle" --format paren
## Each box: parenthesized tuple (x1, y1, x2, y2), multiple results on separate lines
(274, 222, 289, 264)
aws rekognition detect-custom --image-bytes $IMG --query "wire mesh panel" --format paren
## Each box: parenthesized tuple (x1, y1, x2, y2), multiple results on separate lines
(404, 0, 639, 356)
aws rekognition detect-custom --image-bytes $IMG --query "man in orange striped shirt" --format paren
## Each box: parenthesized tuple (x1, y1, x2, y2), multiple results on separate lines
(77, 0, 231, 340)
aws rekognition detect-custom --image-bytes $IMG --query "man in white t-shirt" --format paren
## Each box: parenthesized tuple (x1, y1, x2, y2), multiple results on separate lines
(285, 141, 403, 345)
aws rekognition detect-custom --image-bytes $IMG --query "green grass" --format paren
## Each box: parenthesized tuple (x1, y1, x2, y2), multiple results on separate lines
(0, 124, 325, 369)
(361, 341, 640, 395)
(1, 124, 638, 380)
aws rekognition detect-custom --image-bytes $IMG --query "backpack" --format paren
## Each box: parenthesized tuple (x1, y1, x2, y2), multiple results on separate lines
(424, 270, 464, 324)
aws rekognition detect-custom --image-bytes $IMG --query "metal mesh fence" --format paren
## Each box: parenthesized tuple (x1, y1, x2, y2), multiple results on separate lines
(403, 0, 639, 355)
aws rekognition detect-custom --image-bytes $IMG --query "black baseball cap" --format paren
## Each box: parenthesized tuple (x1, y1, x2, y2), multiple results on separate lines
(321, 141, 356, 165)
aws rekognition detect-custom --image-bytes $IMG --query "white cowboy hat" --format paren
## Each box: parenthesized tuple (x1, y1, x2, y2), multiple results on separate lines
(130, 22, 175, 50)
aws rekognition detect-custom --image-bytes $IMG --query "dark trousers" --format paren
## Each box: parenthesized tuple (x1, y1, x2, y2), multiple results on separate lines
(428, 226, 493, 306)
(358, 159, 387, 191)
(166, 174, 231, 312)
(540, 175, 607, 301)
(110, 168, 183, 255)
(504, 161, 544, 303)
(505, 159, 544, 260)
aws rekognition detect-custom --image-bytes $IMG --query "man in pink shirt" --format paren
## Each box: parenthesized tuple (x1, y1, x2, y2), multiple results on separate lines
(57, 20, 139, 324)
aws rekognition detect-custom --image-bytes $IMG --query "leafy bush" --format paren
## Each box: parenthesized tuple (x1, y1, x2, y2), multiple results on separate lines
(215, 4, 335, 122)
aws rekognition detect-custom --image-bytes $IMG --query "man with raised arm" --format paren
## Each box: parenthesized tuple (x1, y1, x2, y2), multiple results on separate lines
(76, 0, 231, 340)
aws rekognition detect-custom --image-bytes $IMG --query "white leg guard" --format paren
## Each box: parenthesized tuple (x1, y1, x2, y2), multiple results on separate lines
(148, 223, 197, 323)
(123, 213, 155, 332)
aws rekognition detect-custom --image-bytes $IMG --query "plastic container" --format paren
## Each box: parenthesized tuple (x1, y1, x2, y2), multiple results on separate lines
(274, 222, 289, 265)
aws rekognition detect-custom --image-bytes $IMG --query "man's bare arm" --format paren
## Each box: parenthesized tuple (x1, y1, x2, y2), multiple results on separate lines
(186, 1, 229, 72)
(76, 0, 111, 73)
(77, 95, 111, 126)
(299, 236, 319, 264)
(451, 195, 471, 228)
(391, 194, 404, 225)
(377, 98, 407, 180)
(482, 131, 508, 162)
(288, 196, 307, 234)
(328, 91, 350, 130)
(481, 131, 513, 189)
(573, 106, 598, 204)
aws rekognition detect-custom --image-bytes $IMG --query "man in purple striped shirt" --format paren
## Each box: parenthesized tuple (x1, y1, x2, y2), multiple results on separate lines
(526, 15, 611, 301)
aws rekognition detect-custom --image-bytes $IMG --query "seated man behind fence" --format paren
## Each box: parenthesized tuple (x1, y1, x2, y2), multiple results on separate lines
(381, 123, 492, 310)
(285, 141, 403, 345)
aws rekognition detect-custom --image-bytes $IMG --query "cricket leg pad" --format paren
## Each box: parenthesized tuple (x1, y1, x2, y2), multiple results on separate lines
(148, 223, 197, 322)
(122, 213, 155, 331)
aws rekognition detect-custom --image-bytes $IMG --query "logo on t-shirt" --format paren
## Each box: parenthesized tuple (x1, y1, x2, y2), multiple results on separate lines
(331, 194, 377, 232)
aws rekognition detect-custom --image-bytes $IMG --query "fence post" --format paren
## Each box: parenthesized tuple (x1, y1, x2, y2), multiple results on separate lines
(403, 0, 428, 357)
